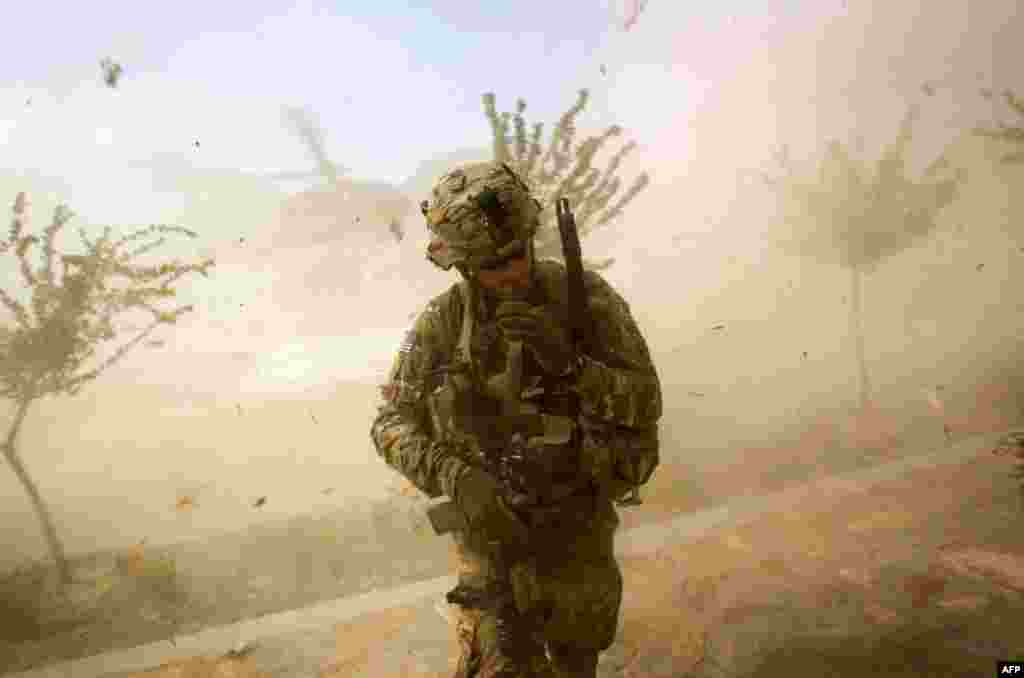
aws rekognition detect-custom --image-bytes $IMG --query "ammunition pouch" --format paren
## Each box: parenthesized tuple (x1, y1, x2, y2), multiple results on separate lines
(580, 421, 659, 500)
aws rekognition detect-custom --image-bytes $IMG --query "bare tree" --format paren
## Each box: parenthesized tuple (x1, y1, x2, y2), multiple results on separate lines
(974, 89, 1024, 164)
(759, 107, 964, 415)
(0, 192, 214, 586)
(275, 105, 349, 186)
(483, 90, 650, 271)
(271, 105, 410, 245)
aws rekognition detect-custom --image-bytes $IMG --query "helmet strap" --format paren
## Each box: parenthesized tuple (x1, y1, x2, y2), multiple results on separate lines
(527, 237, 537, 287)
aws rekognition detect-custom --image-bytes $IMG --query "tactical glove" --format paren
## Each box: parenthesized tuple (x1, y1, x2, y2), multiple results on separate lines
(494, 301, 575, 376)
(452, 466, 531, 549)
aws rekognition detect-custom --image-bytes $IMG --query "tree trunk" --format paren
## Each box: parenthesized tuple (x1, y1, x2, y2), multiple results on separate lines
(2, 398, 71, 586)
(848, 266, 873, 411)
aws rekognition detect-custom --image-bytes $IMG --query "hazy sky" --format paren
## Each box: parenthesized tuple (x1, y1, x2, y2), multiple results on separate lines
(1, 0, 1021, 394)
(1, 0, 622, 187)
(2, 0, 1018, 216)
(0, 1, 854, 189)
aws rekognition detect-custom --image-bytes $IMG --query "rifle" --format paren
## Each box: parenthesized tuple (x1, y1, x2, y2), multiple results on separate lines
(425, 411, 577, 534)
(555, 198, 593, 361)
(556, 198, 642, 507)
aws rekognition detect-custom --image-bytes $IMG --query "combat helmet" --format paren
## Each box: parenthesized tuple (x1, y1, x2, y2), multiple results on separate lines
(420, 161, 542, 275)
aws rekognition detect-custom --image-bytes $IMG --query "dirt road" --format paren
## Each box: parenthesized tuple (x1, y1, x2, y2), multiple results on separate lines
(8, 429, 1021, 678)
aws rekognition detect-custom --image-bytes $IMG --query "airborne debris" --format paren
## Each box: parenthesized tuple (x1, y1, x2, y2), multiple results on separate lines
(711, 324, 725, 331)
(310, 411, 318, 424)
(224, 641, 256, 659)
(802, 351, 808, 359)
(688, 391, 705, 398)
(389, 217, 404, 242)
(253, 496, 266, 508)
(322, 487, 334, 495)
(100, 58, 123, 88)
(123, 539, 147, 571)
(622, 0, 648, 31)
(921, 82, 936, 96)
(175, 494, 196, 512)
(193, 140, 200, 148)
(976, 263, 985, 271)
(600, 64, 607, 76)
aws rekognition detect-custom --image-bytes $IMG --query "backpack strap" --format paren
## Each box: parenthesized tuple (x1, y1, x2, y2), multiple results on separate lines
(455, 279, 476, 367)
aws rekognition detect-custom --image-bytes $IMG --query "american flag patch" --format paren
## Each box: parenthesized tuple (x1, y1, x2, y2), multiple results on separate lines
(399, 329, 417, 353)
(380, 383, 399, 402)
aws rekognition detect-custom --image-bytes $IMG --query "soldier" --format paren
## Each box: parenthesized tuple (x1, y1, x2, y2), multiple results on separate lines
(370, 161, 662, 677)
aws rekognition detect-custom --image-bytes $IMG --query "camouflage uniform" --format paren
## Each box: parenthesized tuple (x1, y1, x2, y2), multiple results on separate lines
(371, 162, 661, 677)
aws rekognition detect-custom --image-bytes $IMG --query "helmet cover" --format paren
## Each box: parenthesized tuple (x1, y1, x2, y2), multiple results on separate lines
(421, 161, 541, 272)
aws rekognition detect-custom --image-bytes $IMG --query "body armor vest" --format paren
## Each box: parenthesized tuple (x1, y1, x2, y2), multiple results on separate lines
(427, 275, 588, 508)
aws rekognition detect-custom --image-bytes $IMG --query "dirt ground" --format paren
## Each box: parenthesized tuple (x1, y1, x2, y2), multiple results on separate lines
(612, 432, 1024, 677)
(108, 430, 1024, 678)
(3, 394, 1002, 675)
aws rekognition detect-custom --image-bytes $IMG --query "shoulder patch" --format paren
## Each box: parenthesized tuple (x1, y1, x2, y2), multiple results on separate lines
(379, 382, 399, 403)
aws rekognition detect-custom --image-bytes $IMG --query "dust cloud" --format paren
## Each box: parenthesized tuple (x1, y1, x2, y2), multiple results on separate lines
(1, 0, 1021, 565)
(0, 0, 1022, 672)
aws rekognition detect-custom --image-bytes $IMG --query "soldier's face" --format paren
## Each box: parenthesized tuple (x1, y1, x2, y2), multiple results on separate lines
(476, 255, 532, 294)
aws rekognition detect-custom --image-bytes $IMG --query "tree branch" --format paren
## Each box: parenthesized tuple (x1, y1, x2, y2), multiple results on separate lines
(483, 88, 648, 267)
(60, 318, 164, 396)
(0, 287, 32, 329)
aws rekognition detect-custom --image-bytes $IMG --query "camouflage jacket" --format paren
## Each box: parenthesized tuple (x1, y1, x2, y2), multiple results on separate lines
(370, 259, 662, 503)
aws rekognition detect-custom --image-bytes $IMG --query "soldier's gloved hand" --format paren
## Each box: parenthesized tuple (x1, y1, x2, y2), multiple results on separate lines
(494, 301, 574, 376)
(453, 466, 531, 549)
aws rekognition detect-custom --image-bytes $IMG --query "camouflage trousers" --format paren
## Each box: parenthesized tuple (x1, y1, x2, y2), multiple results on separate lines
(448, 496, 622, 678)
